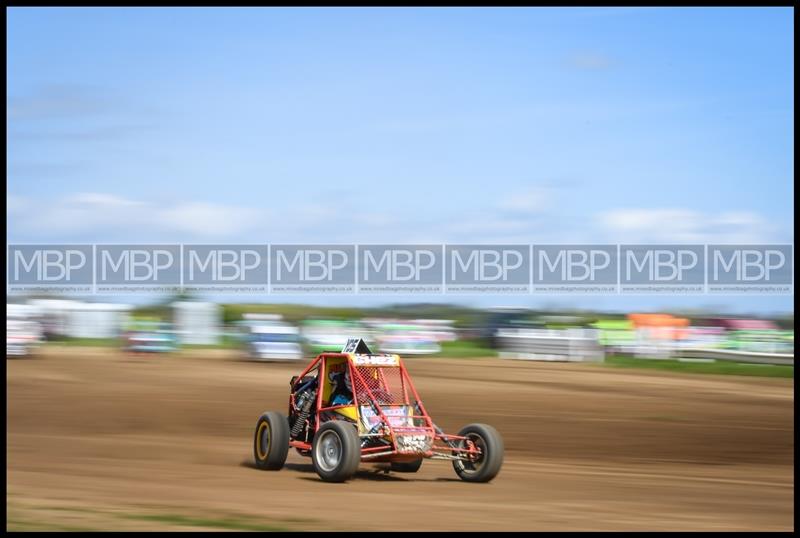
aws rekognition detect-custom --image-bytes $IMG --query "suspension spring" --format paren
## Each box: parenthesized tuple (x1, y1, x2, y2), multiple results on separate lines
(290, 397, 313, 439)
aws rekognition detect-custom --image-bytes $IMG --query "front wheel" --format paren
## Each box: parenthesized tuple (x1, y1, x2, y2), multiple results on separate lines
(452, 423, 504, 483)
(311, 421, 361, 482)
(254, 411, 290, 470)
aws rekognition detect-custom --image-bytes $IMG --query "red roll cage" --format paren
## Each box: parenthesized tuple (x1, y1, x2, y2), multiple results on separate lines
(287, 350, 482, 463)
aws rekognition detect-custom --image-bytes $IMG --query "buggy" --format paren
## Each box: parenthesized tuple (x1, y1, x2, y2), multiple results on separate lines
(253, 338, 503, 482)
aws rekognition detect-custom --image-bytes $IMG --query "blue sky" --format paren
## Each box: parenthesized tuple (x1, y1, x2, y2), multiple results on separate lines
(6, 8, 794, 313)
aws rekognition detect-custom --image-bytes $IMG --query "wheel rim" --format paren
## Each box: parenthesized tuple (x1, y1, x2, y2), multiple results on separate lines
(455, 433, 486, 475)
(316, 430, 342, 472)
(256, 421, 270, 460)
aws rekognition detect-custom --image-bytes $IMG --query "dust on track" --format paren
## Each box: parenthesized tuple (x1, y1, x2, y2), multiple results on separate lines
(6, 347, 794, 531)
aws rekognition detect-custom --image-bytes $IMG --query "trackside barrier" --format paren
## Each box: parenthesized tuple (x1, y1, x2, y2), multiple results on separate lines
(676, 348, 794, 366)
(496, 328, 605, 363)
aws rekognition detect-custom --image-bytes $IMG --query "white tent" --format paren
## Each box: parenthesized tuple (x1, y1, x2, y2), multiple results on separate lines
(173, 301, 221, 345)
(65, 303, 133, 339)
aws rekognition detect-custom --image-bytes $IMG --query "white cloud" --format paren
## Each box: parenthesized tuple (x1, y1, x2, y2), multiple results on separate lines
(158, 202, 261, 238)
(598, 208, 776, 243)
(10, 192, 782, 247)
(8, 193, 263, 241)
(66, 192, 146, 207)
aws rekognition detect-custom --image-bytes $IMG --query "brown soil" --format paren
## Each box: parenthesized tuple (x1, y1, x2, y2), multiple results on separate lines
(6, 347, 794, 531)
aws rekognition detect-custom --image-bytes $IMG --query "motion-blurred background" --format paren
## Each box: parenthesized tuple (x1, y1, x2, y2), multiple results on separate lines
(6, 297, 796, 370)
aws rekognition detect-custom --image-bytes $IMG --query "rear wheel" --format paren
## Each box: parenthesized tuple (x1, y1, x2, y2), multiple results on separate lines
(390, 458, 423, 473)
(253, 412, 290, 470)
(452, 423, 503, 483)
(311, 421, 361, 482)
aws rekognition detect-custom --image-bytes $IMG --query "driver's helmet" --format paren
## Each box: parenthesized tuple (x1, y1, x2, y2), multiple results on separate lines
(330, 368, 352, 393)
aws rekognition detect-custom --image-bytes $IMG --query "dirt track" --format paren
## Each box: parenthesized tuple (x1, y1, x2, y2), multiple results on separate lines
(6, 347, 794, 531)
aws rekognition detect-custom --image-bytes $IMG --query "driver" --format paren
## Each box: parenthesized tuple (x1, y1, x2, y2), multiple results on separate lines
(329, 368, 354, 406)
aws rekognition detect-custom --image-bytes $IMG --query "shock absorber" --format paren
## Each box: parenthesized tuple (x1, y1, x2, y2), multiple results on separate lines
(290, 391, 314, 439)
